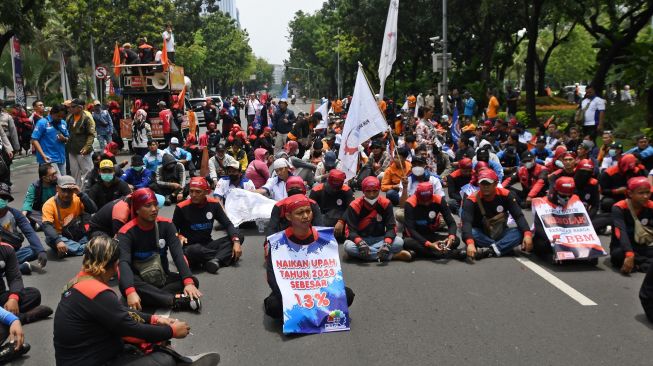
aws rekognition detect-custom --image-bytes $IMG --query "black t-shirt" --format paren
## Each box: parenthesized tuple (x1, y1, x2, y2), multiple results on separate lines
(172, 197, 238, 244)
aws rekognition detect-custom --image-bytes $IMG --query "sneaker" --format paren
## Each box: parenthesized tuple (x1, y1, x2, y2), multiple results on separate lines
(0, 341, 30, 363)
(173, 294, 201, 312)
(19, 262, 31, 275)
(604, 225, 612, 236)
(392, 250, 413, 262)
(20, 305, 53, 324)
(204, 259, 220, 274)
(474, 247, 492, 260)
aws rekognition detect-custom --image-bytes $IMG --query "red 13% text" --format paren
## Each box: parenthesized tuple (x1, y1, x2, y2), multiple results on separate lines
(294, 292, 331, 309)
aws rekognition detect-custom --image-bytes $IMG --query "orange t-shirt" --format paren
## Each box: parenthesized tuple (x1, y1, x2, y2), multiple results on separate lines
(487, 96, 499, 118)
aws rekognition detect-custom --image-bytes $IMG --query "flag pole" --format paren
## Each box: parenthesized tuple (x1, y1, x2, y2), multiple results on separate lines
(357, 62, 404, 175)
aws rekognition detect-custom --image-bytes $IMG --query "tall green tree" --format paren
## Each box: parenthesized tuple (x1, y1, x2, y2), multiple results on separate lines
(0, 0, 46, 57)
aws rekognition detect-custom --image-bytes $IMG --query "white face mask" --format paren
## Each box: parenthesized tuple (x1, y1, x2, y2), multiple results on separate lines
(608, 149, 617, 157)
(364, 197, 378, 206)
(524, 162, 534, 169)
(555, 160, 564, 168)
(412, 166, 425, 176)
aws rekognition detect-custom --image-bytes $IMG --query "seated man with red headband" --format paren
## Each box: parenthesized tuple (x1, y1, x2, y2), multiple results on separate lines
(403, 182, 464, 260)
(117, 188, 202, 312)
(174, 177, 243, 274)
(308, 169, 353, 242)
(343, 176, 411, 262)
(263, 195, 354, 319)
(461, 169, 532, 261)
(266, 176, 322, 237)
(611, 177, 653, 274)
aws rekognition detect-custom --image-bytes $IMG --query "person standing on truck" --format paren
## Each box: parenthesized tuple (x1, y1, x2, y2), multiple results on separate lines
(162, 23, 175, 63)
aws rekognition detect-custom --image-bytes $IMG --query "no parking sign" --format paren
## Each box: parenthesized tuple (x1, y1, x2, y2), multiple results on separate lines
(95, 66, 108, 80)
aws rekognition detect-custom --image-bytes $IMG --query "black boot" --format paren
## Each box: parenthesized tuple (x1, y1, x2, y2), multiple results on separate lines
(204, 259, 220, 274)
(19, 305, 53, 324)
(0, 341, 30, 363)
(172, 294, 201, 312)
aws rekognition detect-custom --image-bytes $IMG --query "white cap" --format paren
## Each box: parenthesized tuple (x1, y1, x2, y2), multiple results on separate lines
(226, 160, 240, 170)
(170, 137, 179, 145)
(272, 158, 291, 170)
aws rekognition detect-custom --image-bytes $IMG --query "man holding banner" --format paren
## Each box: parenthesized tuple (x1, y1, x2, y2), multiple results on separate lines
(264, 195, 354, 334)
(531, 177, 607, 263)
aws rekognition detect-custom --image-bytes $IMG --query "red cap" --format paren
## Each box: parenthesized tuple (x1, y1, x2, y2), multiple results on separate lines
(577, 159, 594, 171)
(484, 120, 492, 127)
(189, 177, 210, 191)
(285, 195, 312, 214)
(362, 176, 381, 192)
(475, 161, 489, 171)
(415, 182, 433, 203)
(553, 146, 568, 160)
(459, 158, 472, 169)
(477, 169, 498, 184)
(619, 154, 638, 173)
(286, 176, 306, 194)
(131, 188, 157, 217)
(555, 177, 575, 195)
(327, 169, 346, 189)
(627, 176, 651, 191)
(264, 127, 272, 132)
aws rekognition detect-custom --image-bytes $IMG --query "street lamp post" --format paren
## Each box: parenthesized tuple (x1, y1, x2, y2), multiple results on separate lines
(442, 0, 448, 116)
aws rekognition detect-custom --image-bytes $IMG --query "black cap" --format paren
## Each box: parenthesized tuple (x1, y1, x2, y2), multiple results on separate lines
(131, 155, 144, 165)
(610, 142, 623, 150)
(370, 140, 383, 149)
(216, 143, 226, 151)
(521, 151, 534, 161)
(0, 183, 13, 202)
(70, 98, 85, 107)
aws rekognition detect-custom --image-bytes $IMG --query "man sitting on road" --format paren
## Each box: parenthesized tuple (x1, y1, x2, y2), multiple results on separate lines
(343, 176, 411, 262)
(117, 188, 202, 312)
(445, 157, 473, 213)
(174, 177, 244, 274)
(381, 147, 411, 206)
(151, 154, 185, 205)
(600, 153, 646, 214)
(143, 140, 165, 172)
(610, 177, 653, 274)
(22, 163, 57, 230)
(41, 175, 97, 257)
(461, 169, 532, 261)
(501, 151, 548, 208)
(263, 195, 354, 319)
(163, 137, 195, 177)
(257, 158, 294, 201)
(266, 176, 322, 237)
(0, 184, 47, 274)
(213, 160, 256, 206)
(208, 143, 239, 187)
(87, 160, 131, 210)
(308, 169, 353, 242)
(121, 154, 154, 190)
(403, 182, 464, 260)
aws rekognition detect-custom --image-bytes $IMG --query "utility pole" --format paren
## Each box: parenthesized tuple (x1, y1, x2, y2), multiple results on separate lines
(441, 0, 448, 116)
(88, 14, 98, 99)
(337, 28, 341, 99)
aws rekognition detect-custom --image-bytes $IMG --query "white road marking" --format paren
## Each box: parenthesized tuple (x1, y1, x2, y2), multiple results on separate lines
(515, 257, 597, 306)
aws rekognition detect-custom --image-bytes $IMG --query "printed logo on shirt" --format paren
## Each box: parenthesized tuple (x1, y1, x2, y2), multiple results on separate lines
(585, 194, 590, 200)
(206, 212, 213, 220)
(428, 211, 436, 219)
(376, 214, 383, 222)
(159, 239, 166, 249)
(336, 199, 343, 206)
(0, 261, 5, 269)
(496, 205, 504, 213)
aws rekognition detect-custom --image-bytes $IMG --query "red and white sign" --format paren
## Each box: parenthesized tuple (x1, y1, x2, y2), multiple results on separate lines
(95, 66, 108, 80)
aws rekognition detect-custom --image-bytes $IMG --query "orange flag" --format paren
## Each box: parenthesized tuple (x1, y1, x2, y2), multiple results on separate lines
(113, 42, 121, 76)
(309, 100, 315, 115)
(161, 39, 169, 71)
(177, 85, 186, 107)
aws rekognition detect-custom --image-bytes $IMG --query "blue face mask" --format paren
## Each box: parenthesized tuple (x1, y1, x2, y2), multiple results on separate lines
(608, 149, 617, 157)
(100, 173, 114, 182)
(0, 199, 7, 210)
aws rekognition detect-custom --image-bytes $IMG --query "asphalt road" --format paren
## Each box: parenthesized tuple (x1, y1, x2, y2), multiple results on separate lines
(7, 102, 653, 365)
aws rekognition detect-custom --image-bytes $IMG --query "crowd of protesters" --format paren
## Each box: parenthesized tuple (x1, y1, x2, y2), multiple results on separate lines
(0, 73, 653, 363)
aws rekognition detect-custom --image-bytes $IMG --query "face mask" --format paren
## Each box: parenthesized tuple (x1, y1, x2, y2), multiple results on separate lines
(555, 160, 564, 169)
(364, 197, 378, 206)
(608, 149, 617, 157)
(229, 174, 241, 183)
(0, 199, 7, 210)
(133, 166, 144, 172)
(100, 173, 114, 182)
(412, 166, 425, 176)
(524, 162, 534, 169)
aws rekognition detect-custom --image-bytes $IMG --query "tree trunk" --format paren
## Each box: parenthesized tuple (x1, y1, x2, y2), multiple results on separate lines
(0, 31, 16, 59)
(647, 87, 653, 130)
(524, 0, 542, 126)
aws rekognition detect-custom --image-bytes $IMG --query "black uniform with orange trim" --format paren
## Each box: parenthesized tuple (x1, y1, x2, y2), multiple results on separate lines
(173, 197, 243, 268)
(461, 188, 531, 245)
(502, 164, 548, 199)
(117, 217, 197, 308)
(446, 168, 471, 203)
(265, 197, 322, 237)
(404, 194, 457, 243)
(54, 271, 174, 366)
(88, 198, 131, 237)
(610, 199, 653, 270)
(600, 165, 646, 203)
(343, 196, 396, 243)
(547, 168, 575, 187)
(308, 183, 354, 226)
(576, 177, 600, 217)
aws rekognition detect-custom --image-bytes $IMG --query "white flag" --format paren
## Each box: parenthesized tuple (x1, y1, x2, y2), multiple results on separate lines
(378, 0, 399, 99)
(314, 101, 329, 129)
(338, 65, 389, 180)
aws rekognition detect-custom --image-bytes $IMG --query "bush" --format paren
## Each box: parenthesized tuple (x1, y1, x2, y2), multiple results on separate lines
(497, 109, 576, 127)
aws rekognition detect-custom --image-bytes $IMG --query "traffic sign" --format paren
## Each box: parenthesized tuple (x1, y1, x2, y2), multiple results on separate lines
(95, 66, 108, 80)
